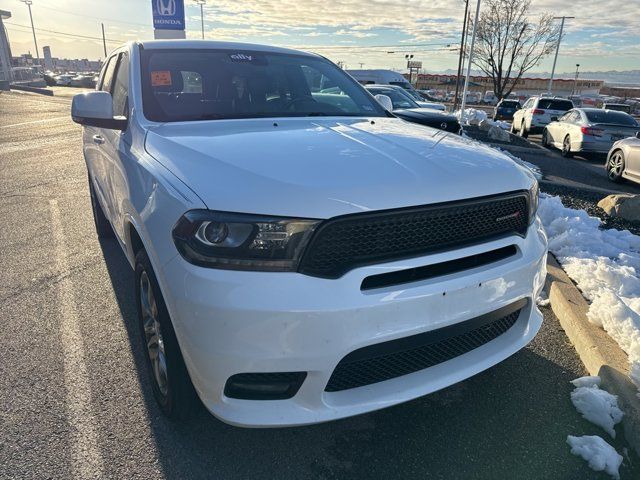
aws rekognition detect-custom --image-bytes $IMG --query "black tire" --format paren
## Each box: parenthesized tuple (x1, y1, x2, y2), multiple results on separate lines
(607, 150, 625, 183)
(88, 174, 114, 239)
(135, 249, 198, 420)
(561, 135, 573, 158)
(510, 121, 517, 134)
(541, 129, 550, 148)
(519, 121, 528, 138)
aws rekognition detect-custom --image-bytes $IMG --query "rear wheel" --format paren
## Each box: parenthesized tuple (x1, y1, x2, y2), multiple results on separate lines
(135, 249, 198, 420)
(88, 174, 114, 239)
(607, 150, 625, 183)
(561, 135, 573, 158)
(510, 121, 517, 134)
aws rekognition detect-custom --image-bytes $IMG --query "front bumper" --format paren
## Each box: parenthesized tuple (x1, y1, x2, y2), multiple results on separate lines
(160, 218, 548, 427)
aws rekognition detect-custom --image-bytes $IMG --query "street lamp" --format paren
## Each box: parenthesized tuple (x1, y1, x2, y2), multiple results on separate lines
(195, 0, 206, 39)
(20, 0, 40, 67)
(573, 63, 580, 95)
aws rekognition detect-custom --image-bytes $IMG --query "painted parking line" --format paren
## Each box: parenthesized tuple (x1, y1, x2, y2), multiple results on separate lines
(49, 199, 104, 478)
(0, 116, 69, 129)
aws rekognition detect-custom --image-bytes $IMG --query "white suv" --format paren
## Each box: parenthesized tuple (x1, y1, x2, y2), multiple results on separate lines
(512, 96, 574, 138)
(71, 41, 547, 427)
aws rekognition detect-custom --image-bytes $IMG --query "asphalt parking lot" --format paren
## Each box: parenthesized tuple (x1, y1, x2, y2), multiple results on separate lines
(1, 89, 639, 479)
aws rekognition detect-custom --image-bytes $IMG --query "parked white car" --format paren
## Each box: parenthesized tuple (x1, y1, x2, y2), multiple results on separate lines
(511, 96, 574, 138)
(71, 40, 547, 427)
(542, 108, 640, 158)
(606, 132, 640, 184)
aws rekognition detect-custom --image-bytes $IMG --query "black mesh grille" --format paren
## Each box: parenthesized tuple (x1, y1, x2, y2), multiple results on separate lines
(325, 300, 526, 392)
(299, 193, 529, 278)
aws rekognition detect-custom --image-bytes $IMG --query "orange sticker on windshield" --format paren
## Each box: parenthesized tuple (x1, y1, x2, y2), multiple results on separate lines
(151, 71, 172, 86)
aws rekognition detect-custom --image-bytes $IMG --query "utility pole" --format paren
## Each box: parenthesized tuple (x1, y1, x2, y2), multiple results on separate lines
(573, 63, 580, 95)
(101, 23, 107, 57)
(453, 0, 469, 111)
(460, 0, 481, 123)
(20, 0, 40, 66)
(195, 0, 206, 39)
(547, 16, 574, 94)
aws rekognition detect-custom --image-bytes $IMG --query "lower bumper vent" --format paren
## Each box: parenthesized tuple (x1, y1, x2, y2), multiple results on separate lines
(325, 299, 527, 392)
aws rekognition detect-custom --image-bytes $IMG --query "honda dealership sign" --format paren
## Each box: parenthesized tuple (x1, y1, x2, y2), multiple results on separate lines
(152, 0, 186, 39)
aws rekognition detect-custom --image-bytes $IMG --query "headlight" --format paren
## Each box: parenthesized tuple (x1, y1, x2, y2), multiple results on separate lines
(528, 182, 539, 223)
(172, 210, 320, 271)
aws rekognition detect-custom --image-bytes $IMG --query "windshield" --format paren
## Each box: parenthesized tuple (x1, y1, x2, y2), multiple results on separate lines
(140, 49, 386, 122)
(537, 99, 573, 111)
(366, 88, 418, 109)
(584, 110, 638, 126)
(389, 82, 421, 99)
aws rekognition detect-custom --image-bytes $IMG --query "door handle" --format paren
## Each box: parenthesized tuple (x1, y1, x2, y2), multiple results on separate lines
(92, 134, 105, 145)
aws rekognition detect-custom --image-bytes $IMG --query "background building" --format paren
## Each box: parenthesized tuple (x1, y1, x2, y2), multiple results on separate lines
(411, 73, 604, 97)
(0, 9, 13, 89)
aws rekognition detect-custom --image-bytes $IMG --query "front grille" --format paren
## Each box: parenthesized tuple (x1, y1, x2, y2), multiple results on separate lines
(298, 192, 529, 278)
(325, 299, 526, 392)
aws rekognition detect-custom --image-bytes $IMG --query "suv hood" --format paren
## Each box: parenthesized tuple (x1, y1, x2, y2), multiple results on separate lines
(145, 117, 534, 218)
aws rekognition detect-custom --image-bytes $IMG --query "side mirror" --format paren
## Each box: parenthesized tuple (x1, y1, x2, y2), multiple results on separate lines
(374, 94, 394, 112)
(71, 91, 127, 130)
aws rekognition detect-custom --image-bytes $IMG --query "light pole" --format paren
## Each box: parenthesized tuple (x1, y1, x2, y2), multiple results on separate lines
(453, 0, 470, 111)
(459, 0, 481, 123)
(195, 0, 206, 39)
(547, 16, 574, 94)
(573, 63, 580, 95)
(20, 0, 40, 67)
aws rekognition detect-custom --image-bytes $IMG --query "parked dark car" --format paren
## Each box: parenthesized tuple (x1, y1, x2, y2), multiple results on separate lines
(493, 99, 521, 121)
(366, 86, 461, 134)
(603, 103, 631, 114)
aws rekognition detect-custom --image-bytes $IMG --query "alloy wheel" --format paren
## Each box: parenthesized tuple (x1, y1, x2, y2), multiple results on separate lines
(140, 270, 169, 397)
(608, 153, 624, 179)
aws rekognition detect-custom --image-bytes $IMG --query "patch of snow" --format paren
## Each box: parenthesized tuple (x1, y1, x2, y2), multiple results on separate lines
(536, 290, 550, 307)
(539, 195, 640, 391)
(567, 435, 623, 479)
(571, 376, 602, 388)
(455, 108, 487, 125)
(570, 384, 623, 438)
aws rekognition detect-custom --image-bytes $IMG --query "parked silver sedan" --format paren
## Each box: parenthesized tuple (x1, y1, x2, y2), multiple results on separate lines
(542, 108, 639, 158)
(606, 132, 640, 185)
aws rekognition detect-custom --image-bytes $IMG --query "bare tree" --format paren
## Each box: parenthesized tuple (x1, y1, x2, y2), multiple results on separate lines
(472, 0, 560, 99)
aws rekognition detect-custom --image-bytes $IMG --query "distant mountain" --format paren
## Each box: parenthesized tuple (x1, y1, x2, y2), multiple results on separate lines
(423, 69, 640, 86)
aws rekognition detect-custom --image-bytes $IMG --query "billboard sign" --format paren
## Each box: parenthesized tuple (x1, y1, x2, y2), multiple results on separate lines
(152, 0, 185, 30)
(407, 61, 422, 69)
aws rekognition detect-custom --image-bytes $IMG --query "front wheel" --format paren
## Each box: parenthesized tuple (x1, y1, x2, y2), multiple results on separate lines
(607, 151, 625, 183)
(541, 129, 550, 148)
(519, 122, 528, 138)
(135, 250, 198, 420)
(561, 135, 573, 158)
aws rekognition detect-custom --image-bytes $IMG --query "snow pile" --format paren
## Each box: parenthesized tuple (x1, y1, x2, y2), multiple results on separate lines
(571, 376, 602, 388)
(567, 435, 623, 479)
(570, 377, 623, 438)
(538, 195, 640, 389)
(455, 108, 487, 125)
(536, 290, 550, 307)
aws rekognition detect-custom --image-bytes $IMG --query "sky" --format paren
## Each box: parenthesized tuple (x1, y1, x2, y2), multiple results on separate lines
(3, 0, 639, 75)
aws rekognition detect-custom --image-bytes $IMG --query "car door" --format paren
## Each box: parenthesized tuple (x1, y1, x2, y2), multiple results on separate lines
(625, 136, 640, 179)
(547, 111, 569, 146)
(85, 54, 118, 213)
(99, 51, 133, 242)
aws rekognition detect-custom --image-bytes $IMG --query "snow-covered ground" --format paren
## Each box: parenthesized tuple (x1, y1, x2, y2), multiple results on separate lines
(454, 107, 511, 130)
(538, 195, 640, 392)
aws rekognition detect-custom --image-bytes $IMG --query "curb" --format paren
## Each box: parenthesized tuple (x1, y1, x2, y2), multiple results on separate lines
(545, 254, 640, 456)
